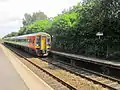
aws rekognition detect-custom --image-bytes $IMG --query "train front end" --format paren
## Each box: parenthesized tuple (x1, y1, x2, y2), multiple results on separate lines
(35, 33, 51, 56)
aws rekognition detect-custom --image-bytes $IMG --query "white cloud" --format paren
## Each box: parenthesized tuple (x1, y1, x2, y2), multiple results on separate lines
(0, 0, 81, 38)
(0, 0, 8, 2)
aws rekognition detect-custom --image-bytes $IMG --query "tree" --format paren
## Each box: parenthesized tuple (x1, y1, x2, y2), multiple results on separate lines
(23, 13, 32, 25)
(3, 32, 18, 38)
(17, 27, 27, 35)
(47, 12, 78, 52)
(22, 11, 47, 26)
(32, 11, 47, 22)
(4, 0, 120, 60)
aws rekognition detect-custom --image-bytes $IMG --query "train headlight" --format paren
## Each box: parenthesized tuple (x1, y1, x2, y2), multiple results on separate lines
(36, 44, 39, 46)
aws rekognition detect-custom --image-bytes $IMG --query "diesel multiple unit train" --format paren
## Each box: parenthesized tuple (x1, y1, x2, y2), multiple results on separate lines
(4, 32, 51, 56)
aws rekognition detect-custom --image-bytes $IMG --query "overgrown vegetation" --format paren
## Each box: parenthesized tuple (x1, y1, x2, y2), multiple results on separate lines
(4, 0, 120, 60)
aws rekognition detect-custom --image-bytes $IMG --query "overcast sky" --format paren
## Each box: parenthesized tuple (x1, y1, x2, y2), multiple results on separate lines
(0, 0, 81, 38)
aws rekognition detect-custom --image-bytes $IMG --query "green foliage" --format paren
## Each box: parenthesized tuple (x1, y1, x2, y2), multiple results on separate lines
(26, 19, 52, 34)
(23, 11, 47, 25)
(3, 32, 18, 38)
(32, 12, 47, 22)
(18, 19, 52, 35)
(49, 0, 120, 59)
(17, 26, 27, 35)
(49, 12, 78, 51)
(23, 13, 32, 25)
(4, 0, 120, 59)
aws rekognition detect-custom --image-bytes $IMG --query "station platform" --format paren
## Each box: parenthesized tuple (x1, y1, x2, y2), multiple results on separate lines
(0, 44, 53, 90)
(51, 50, 120, 69)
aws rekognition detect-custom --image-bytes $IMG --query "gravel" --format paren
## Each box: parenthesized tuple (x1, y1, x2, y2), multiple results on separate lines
(5, 45, 108, 90)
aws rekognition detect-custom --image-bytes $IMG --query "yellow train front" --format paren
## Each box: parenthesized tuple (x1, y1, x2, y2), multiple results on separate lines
(4, 32, 51, 56)
(34, 33, 51, 56)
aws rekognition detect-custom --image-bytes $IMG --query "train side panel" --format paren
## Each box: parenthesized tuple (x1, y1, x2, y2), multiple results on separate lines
(3, 32, 51, 56)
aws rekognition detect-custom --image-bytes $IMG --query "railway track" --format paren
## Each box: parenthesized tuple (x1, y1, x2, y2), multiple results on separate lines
(4, 45, 76, 90)
(4, 44, 120, 90)
(41, 57, 120, 90)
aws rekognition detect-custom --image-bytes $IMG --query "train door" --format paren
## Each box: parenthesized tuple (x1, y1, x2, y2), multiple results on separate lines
(41, 36, 46, 50)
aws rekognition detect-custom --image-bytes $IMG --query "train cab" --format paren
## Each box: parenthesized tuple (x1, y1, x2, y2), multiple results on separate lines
(35, 33, 51, 56)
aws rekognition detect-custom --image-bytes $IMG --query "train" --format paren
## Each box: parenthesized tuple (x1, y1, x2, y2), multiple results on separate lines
(4, 32, 51, 56)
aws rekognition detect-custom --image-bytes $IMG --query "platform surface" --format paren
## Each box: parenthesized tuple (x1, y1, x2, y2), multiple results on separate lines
(51, 50, 120, 67)
(0, 44, 53, 90)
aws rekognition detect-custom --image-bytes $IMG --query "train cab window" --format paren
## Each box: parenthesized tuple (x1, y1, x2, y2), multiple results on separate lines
(47, 38, 51, 46)
(36, 36, 41, 46)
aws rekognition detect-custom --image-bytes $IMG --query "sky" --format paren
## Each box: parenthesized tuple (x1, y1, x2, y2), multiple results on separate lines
(0, 0, 81, 38)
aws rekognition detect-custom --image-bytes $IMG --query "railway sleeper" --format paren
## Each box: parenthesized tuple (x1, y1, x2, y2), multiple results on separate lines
(107, 82, 120, 89)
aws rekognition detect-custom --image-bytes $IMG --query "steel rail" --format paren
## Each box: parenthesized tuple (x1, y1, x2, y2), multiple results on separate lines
(40, 57, 120, 90)
(4, 44, 120, 90)
(5, 44, 76, 90)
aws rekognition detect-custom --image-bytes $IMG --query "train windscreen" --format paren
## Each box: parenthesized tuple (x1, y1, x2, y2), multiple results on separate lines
(47, 38, 51, 46)
(36, 36, 41, 46)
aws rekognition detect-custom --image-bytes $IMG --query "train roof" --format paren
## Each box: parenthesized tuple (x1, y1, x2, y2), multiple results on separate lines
(4, 32, 50, 39)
